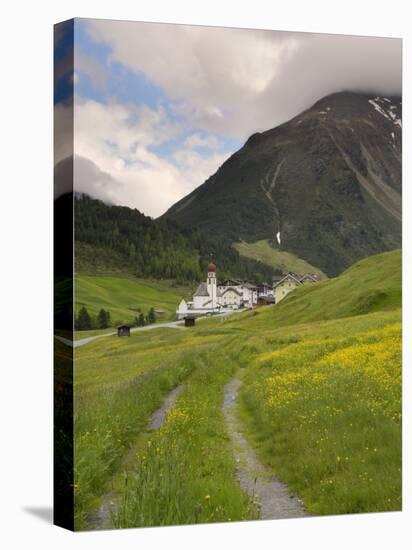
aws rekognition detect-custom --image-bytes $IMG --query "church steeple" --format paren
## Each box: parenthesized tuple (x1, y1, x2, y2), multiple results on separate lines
(207, 262, 217, 308)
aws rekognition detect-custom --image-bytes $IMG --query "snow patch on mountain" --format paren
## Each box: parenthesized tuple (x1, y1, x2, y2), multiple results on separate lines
(369, 97, 402, 128)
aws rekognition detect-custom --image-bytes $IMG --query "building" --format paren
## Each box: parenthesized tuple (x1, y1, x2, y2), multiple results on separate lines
(299, 273, 321, 284)
(273, 273, 302, 303)
(220, 286, 243, 308)
(117, 325, 131, 337)
(273, 272, 321, 303)
(257, 282, 274, 299)
(176, 262, 222, 319)
(176, 263, 258, 319)
(243, 283, 258, 307)
(257, 295, 275, 306)
(218, 279, 257, 308)
(184, 315, 196, 327)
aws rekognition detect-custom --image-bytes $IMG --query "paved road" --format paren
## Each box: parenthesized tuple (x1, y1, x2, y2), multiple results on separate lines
(55, 309, 240, 349)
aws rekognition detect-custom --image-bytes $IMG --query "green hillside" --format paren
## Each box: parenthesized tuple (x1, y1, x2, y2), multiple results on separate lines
(75, 275, 190, 325)
(264, 249, 401, 326)
(234, 239, 326, 277)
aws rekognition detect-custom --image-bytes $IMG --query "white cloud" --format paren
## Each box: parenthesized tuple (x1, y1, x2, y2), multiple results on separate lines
(85, 20, 401, 140)
(71, 98, 230, 216)
(184, 133, 221, 149)
(85, 21, 298, 138)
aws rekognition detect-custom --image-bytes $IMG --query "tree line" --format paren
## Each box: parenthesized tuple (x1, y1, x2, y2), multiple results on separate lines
(75, 306, 157, 331)
(75, 195, 276, 284)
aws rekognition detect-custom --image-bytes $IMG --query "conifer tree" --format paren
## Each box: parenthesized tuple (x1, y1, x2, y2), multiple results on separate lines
(97, 309, 109, 329)
(147, 307, 156, 324)
(77, 306, 92, 330)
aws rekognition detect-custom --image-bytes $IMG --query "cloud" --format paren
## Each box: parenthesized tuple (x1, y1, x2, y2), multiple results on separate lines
(184, 133, 221, 149)
(70, 98, 229, 216)
(75, 48, 108, 89)
(85, 20, 401, 140)
(70, 21, 402, 216)
(54, 102, 73, 165)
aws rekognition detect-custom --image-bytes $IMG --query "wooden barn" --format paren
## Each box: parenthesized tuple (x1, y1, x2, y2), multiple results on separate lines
(184, 315, 196, 327)
(117, 325, 131, 337)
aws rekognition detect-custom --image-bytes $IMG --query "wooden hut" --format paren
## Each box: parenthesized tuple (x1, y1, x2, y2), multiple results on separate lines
(117, 325, 131, 337)
(184, 316, 196, 327)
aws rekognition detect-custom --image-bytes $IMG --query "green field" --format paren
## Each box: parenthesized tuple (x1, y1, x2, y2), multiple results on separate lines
(234, 239, 326, 277)
(75, 275, 191, 326)
(72, 249, 402, 529)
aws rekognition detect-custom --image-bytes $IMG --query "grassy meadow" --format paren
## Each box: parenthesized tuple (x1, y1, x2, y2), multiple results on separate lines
(73, 249, 402, 529)
(234, 239, 326, 277)
(238, 311, 401, 515)
(75, 275, 190, 327)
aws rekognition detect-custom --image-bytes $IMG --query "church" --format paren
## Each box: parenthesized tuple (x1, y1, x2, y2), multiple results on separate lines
(176, 262, 257, 319)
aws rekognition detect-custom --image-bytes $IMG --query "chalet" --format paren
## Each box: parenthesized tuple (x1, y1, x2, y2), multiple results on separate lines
(257, 282, 274, 299)
(243, 283, 258, 307)
(220, 286, 243, 308)
(299, 273, 321, 284)
(273, 273, 302, 303)
(272, 275, 284, 285)
(218, 279, 257, 308)
(117, 325, 131, 337)
(273, 272, 321, 303)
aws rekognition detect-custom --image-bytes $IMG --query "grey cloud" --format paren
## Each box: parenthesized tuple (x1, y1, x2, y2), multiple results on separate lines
(245, 33, 402, 137)
(86, 20, 401, 140)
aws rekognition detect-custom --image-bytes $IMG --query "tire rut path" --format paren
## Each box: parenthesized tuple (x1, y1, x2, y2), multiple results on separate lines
(86, 384, 184, 530)
(222, 376, 309, 520)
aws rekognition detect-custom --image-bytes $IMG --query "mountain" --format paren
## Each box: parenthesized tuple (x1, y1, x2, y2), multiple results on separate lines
(74, 195, 275, 283)
(163, 92, 402, 277)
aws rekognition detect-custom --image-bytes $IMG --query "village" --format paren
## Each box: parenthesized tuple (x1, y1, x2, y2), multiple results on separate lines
(176, 261, 321, 320)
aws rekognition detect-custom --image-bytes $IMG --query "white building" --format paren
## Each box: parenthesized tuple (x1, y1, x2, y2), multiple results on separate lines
(220, 286, 243, 308)
(176, 263, 257, 319)
(257, 282, 274, 298)
(218, 279, 257, 308)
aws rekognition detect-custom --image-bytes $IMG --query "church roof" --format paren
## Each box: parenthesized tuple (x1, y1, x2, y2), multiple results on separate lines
(220, 278, 242, 286)
(193, 282, 210, 297)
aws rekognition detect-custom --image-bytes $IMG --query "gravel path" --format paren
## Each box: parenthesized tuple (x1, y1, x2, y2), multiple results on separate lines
(56, 309, 240, 350)
(69, 321, 184, 348)
(222, 377, 309, 520)
(86, 383, 184, 530)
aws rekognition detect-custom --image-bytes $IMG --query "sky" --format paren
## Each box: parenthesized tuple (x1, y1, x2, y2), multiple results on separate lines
(55, 18, 402, 218)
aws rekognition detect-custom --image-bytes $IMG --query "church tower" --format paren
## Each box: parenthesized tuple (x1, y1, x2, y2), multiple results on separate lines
(206, 262, 217, 308)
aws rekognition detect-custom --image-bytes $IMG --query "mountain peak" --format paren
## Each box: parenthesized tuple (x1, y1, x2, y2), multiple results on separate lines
(164, 91, 401, 277)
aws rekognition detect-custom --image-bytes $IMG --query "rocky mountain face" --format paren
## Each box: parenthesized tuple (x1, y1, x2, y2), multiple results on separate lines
(163, 92, 402, 276)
